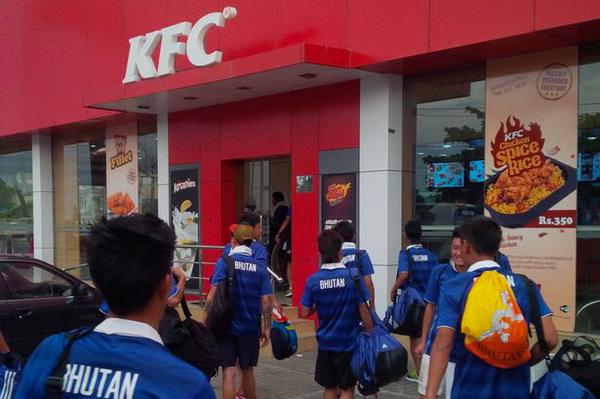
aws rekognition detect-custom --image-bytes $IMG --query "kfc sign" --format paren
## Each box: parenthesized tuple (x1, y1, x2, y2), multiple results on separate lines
(123, 7, 237, 84)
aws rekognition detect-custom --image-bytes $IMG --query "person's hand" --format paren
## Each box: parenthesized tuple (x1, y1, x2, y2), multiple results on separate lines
(390, 288, 397, 303)
(415, 339, 425, 358)
(167, 266, 186, 308)
(275, 233, 281, 244)
(260, 328, 270, 347)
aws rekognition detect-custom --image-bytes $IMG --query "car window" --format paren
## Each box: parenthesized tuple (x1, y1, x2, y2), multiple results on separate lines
(0, 262, 74, 299)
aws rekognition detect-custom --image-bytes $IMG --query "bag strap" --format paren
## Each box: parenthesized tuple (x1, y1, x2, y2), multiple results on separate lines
(223, 255, 235, 290)
(519, 274, 550, 356)
(44, 327, 93, 398)
(180, 294, 192, 320)
(350, 268, 374, 319)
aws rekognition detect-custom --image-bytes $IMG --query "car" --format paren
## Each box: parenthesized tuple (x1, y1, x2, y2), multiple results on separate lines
(0, 255, 104, 357)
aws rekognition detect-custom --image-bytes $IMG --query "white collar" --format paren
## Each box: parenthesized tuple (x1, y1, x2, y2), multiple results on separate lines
(229, 245, 252, 256)
(342, 242, 356, 250)
(94, 318, 163, 345)
(449, 259, 458, 272)
(406, 244, 423, 250)
(321, 262, 346, 270)
(467, 260, 500, 272)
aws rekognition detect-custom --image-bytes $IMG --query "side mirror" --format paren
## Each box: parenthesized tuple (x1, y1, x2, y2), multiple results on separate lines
(77, 284, 90, 296)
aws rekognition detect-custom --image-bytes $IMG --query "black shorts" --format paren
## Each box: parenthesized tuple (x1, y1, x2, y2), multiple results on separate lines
(218, 334, 260, 369)
(315, 350, 356, 390)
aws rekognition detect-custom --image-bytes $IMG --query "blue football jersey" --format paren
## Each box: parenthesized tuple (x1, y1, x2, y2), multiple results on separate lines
(397, 245, 438, 296)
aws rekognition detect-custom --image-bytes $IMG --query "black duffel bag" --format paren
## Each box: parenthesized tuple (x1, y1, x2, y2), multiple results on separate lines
(159, 296, 220, 379)
(550, 336, 600, 397)
(205, 255, 236, 336)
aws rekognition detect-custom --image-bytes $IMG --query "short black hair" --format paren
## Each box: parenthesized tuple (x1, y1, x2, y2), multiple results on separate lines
(87, 214, 176, 316)
(239, 212, 260, 227)
(404, 220, 422, 243)
(457, 216, 501, 257)
(332, 221, 354, 242)
(272, 191, 284, 202)
(318, 230, 343, 264)
(451, 227, 461, 240)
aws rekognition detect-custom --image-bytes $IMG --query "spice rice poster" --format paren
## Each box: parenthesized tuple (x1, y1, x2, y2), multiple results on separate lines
(484, 47, 578, 331)
(106, 124, 138, 219)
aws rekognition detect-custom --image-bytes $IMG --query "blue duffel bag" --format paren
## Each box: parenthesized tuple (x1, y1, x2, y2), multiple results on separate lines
(532, 370, 597, 399)
(0, 352, 22, 399)
(383, 286, 425, 336)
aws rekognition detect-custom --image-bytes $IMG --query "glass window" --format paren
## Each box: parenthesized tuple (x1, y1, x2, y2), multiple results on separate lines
(0, 262, 73, 299)
(0, 136, 33, 256)
(138, 131, 158, 216)
(575, 45, 600, 334)
(405, 67, 485, 258)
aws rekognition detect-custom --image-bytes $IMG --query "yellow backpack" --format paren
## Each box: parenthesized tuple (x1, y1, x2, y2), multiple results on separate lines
(461, 270, 531, 368)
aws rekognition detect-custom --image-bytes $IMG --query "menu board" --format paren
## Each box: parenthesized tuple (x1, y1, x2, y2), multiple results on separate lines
(485, 47, 578, 331)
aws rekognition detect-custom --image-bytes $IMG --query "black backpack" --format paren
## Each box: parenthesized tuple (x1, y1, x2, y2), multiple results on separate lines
(205, 255, 236, 336)
(159, 296, 220, 379)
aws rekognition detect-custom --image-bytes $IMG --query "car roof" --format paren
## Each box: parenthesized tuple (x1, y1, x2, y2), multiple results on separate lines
(0, 254, 40, 262)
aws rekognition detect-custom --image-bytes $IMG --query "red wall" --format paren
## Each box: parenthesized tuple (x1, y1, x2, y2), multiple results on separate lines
(2, 1, 600, 137)
(169, 80, 359, 305)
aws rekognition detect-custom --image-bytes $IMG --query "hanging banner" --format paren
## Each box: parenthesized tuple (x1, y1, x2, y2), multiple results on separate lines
(322, 173, 356, 231)
(106, 124, 138, 218)
(484, 46, 578, 331)
(170, 166, 199, 278)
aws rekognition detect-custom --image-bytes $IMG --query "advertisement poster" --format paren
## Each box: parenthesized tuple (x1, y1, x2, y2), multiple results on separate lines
(322, 174, 356, 231)
(484, 46, 578, 331)
(106, 124, 138, 218)
(170, 167, 199, 278)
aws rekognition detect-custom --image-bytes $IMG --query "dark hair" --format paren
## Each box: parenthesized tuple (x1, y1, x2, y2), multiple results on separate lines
(239, 212, 260, 227)
(272, 191, 284, 202)
(87, 214, 176, 316)
(451, 227, 461, 240)
(318, 230, 343, 264)
(332, 221, 354, 242)
(404, 220, 422, 243)
(457, 216, 501, 256)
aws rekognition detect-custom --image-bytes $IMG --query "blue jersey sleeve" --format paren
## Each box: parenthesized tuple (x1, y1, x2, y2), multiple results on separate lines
(221, 243, 231, 257)
(300, 276, 315, 308)
(360, 251, 375, 276)
(435, 281, 463, 331)
(534, 285, 553, 318)
(259, 268, 273, 296)
(15, 334, 66, 399)
(397, 251, 409, 274)
(424, 265, 443, 304)
(210, 258, 227, 286)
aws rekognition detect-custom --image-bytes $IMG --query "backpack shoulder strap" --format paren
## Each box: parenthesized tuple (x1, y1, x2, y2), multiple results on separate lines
(180, 295, 192, 320)
(45, 327, 94, 398)
(349, 268, 373, 318)
(517, 274, 549, 355)
(222, 255, 236, 289)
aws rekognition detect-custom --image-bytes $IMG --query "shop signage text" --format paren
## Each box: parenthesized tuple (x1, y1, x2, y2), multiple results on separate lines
(123, 7, 237, 84)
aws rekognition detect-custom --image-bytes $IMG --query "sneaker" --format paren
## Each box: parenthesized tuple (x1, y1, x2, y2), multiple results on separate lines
(284, 289, 292, 298)
(405, 370, 419, 382)
(235, 393, 245, 399)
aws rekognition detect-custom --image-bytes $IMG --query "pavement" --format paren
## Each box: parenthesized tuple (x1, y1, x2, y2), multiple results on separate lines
(209, 350, 422, 399)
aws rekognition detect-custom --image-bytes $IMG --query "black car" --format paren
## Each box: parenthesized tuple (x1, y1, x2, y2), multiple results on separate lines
(0, 255, 104, 356)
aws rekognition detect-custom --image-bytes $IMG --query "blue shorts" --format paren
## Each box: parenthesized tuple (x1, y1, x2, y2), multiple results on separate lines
(218, 333, 260, 370)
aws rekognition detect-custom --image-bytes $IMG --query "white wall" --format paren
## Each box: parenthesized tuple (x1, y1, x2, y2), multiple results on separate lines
(32, 131, 54, 263)
(359, 74, 404, 316)
(157, 113, 170, 223)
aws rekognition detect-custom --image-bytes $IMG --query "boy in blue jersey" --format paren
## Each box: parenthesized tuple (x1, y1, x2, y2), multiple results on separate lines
(424, 216, 559, 399)
(333, 221, 376, 309)
(390, 220, 438, 382)
(416, 228, 466, 398)
(300, 230, 373, 399)
(15, 214, 215, 399)
(207, 224, 272, 399)
(222, 213, 268, 266)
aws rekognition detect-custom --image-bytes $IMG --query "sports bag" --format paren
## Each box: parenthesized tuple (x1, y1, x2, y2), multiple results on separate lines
(383, 249, 425, 336)
(159, 296, 220, 379)
(269, 307, 297, 360)
(205, 255, 236, 336)
(350, 270, 408, 395)
(532, 370, 597, 399)
(461, 270, 530, 368)
(0, 352, 22, 399)
(550, 336, 600, 397)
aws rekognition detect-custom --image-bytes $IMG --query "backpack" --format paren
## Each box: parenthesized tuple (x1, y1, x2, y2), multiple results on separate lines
(383, 249, 425, 337)
(205, 255, 236, 336)
(159, 296, 220, 379)
(460, 270, 530, 369)
(349, 270, 408, 395)
(550, 336, 600, 397)
(269, 308, 297, 360)
(0, 352, 22, 399)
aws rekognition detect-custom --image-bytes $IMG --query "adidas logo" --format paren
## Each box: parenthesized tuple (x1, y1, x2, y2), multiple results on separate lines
(382, 344, 389, 349)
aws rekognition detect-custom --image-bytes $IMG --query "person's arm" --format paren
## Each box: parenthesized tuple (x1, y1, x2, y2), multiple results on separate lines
(259, 295, 273, 347)
(416, 303, 435, 357)
(275, 215, 290, 244)
(361, 253, 376, 309)
(358, 303, 373, 332)
(167, 267, 186, 308)
(424, 327, 454, 399)
(299, 305, 316, 318)
(0, 331, 9, 353)
(200, 285, 217, 323)
(390, 272, 408, 302)
(530, 288, 559, 364)
(363, 275, 375, 310)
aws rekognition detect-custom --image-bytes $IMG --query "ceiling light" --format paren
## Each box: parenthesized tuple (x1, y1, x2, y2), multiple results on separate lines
(588, 136, 597, 140)
(417, 152, 425, 155)
(467, 147, 476, 150)
(90, 144, 96, 148)
(183, 96, 198, 100)
(440, 153, 448, 156)
(443, 144, 452, 148)
(236, 86, 252, 90)
(299, 73, 317, 79)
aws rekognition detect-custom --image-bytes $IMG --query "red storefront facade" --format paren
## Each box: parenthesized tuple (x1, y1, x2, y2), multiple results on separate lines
(2, 1, 600, 331)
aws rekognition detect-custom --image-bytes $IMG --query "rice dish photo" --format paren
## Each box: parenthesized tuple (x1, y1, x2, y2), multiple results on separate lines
(485, 159, 565, 214)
